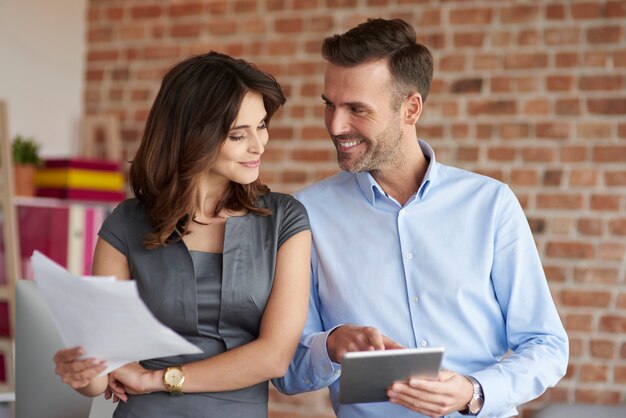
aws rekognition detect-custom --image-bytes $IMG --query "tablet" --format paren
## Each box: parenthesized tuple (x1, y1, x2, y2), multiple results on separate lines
(339, 347, 444, 404)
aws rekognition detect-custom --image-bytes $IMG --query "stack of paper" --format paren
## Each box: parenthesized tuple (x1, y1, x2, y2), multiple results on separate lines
(31, 251, 202, 375)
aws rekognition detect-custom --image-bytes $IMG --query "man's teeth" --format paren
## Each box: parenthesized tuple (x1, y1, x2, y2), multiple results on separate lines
(341, 140, 362, 148)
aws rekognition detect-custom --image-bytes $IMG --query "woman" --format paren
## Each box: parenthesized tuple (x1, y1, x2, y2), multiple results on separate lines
(53, 52, 311, 418)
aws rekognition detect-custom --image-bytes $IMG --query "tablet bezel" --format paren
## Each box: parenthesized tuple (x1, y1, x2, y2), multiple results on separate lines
(339, 346, 444, 404)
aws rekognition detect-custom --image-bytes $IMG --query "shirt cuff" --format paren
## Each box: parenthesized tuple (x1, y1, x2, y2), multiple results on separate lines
(310, 325, 342, 380)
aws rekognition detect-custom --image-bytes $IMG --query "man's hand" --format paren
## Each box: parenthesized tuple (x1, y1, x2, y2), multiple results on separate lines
(326, 325, 403, 363)
(386, 369, 474, 418)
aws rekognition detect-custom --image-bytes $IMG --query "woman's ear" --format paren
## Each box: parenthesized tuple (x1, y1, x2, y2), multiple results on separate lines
(404, 92, 423, 125)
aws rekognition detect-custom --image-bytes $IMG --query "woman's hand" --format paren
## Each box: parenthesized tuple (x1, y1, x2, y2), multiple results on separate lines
(53, 347, 107, 389)
(107, 362, 163, 402)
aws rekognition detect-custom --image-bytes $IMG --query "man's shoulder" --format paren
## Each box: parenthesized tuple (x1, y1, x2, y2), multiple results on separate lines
(436, 162, 507, 190)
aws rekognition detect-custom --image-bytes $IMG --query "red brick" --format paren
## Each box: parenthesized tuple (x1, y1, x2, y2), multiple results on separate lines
(501, 5, 539, 23)
(555, 99, 580, 115)
(580, 364, 608, 382)
(574, 267, 619, 285)
(542, 170, 563, 186)
(87, 49, 119, 61)
(291, 149, 333, 162)
(523, 99, 549, 115)
(451, 78, 482, 94)
(295, 0, 321, 8)
(556, 52, 579, 67)
(518, 29, 540, 46)
(281, 170, 308, 183)
(500, 123, 529, 139)
(546, 4, 565, 19)
(570, 169, 598, 187)
(268, 127, 294, 141)
(274, 17, 303, 32)
(607, 1, 626, 17)
(565, 313, 593, 332)
(580, 75, 623, 90)
(598, 242, 626, 260)
(208, 20, 238, 35)
(600, 316, 626, 333)
(419, 9, 441, 26)
(588, 98, 626, 114)
(588, 26, 622, 43)
(207, 1, 228, 13)
(591, 194, 621, 211)
(620, 123, 626, 137)
(536, 122, 569, 139)
(233, 0, 257, 13)
(510, 169, 538, 186)
(546, 75, 573, 91)
(450, 8, 493, 24)
(468, 100, 516, 115)
(544, 265, 567, 282)
(616, 366, 626, 384)
(591, 340, 616, 359)
(546, 241, 593, 258)
(473, 54, 499, 70)
(577, 123, 612, 139)
(584, 51, 608, 67)
(457, 147, 479, 161)
(169, 2, 203, 17)
(544, 28, 581, 45)
(618, 293, 626, 309)
(609, 219, 626, 235)
(572, 2, 604, 19)
(302, 126, 328, 141)
(575, 389, 620, 403)
(131, 5, 161, 18)
(504, 53, 548, 69)
(605, 171, 626, 186)
(143, 46, 180, 60)
(327, 0, 358, 7)
(171, 24, 201, 38)
(615, 50, 626, 67)
(268, 41, 297, 55)
(523, 147, 555, 162)
(439, 54, 465, 71)
(561, 290, 611, 307)
(310, 16, 334, 32)
(561, 146, 587, 162)
(578, 218, 602, 235)
(593, 146, 626, 162)
(487, 147, 515, 161)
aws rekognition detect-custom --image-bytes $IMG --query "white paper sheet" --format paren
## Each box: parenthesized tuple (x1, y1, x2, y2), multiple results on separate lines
(31, 251, 202, 375)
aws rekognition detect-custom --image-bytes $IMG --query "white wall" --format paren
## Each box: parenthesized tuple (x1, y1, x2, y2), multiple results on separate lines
(0, 0, 86, 157)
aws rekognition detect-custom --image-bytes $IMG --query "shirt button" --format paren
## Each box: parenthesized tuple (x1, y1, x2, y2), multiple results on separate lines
(399, 209, 406, 216)
(406, 252, 413, 259)
(420, 340, 428, 347)
(411, 296, 419, 303)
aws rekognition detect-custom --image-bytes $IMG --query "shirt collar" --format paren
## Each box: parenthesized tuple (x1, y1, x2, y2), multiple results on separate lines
(355, 139, 438, 206)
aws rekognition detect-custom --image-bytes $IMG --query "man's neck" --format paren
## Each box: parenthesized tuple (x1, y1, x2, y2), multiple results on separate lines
(370, 141, 429, 206)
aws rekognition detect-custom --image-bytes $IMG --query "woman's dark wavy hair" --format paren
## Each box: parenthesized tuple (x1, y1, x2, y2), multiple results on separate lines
(130, 51, 286, 248)
(322, 18, 433, 108)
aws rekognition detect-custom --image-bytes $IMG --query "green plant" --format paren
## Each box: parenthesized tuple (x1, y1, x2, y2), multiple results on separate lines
(12, 134, 41, 166)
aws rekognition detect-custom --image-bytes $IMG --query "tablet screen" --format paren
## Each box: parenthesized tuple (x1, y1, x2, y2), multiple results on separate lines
(339, 347, 444, 404)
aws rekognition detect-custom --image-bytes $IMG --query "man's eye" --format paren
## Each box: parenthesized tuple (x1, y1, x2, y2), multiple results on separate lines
(324, 101, 334, 109)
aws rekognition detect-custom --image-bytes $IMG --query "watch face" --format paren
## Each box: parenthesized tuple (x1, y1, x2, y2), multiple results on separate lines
(165, 368, 184, 385)
(469, 395, 484, 414)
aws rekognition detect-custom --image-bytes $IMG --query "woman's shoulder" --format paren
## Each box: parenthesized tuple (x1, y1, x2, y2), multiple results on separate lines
(259, 191, 305, 212)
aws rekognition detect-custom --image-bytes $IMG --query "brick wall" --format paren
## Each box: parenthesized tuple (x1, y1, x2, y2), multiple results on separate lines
(84, 0, 626, 416)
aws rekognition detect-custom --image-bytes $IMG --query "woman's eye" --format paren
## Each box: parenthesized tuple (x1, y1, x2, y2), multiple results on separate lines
(229, 134, 245, 141)
(258, 122, 268, 130)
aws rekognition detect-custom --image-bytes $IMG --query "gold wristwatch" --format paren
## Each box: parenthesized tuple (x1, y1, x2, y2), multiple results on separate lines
(163, 365, 185, 396)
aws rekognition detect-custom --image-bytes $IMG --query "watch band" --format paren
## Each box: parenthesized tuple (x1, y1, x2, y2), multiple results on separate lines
(459, 375, 484, 416)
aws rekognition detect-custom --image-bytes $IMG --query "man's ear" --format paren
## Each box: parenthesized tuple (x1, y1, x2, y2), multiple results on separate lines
(404, 92, 423, 125)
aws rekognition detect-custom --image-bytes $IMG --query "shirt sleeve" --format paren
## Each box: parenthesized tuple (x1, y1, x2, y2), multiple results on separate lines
(277, 195, 310, 248)
(472, 185, 569, 415)
(272, 245, 342, 394)
(97, 201, 129, 257)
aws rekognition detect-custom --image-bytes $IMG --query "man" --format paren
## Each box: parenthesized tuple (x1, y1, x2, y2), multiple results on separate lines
(273, 18, 568, 418)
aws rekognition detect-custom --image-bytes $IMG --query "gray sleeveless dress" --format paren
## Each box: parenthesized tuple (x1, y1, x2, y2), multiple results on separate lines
(98, 193, 310, 418)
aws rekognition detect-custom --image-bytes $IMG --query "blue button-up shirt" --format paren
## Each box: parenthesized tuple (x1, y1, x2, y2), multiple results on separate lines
(273, 140, 568, 418)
